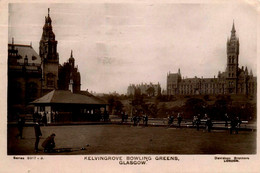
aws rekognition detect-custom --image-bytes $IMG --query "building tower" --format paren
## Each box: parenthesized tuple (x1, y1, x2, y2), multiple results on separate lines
(39, 8, 59, 94)
(69, 50, 75, 68)
(226, 21, 239, 94)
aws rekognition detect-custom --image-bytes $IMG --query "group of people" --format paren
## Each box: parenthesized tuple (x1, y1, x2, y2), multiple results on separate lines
(192, 113, 242, 134)
(132, 114, 149, 126)
(192, 114, 213, 132)
(16, 115, 56, 153)
(167, 113, 183, 128)
(34, 120, 56, 153)
(33, 111, 59, 125)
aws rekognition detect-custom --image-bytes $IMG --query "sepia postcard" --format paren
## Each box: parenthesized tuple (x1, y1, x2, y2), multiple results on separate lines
(0, 0, 259, 172)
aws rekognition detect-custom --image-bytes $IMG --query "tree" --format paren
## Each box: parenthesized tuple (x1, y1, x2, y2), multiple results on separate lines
(114, 100, 124, 114)
(185, 98, 207, 118)
(146, 87, 155, 97)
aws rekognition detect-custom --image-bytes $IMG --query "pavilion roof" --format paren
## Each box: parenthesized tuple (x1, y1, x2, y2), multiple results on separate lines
(31, 90, 107, 105)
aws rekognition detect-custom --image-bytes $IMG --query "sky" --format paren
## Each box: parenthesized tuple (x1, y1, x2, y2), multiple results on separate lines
(8, 2, 257, 94)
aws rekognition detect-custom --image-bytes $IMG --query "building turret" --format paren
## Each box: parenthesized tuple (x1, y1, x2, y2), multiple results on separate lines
(245, 66, 248, 75)
(226, 21, 239, 94)
(250, 69, 253, 76)
(40, 8, 59, 94)
(69, 50, 75, 68)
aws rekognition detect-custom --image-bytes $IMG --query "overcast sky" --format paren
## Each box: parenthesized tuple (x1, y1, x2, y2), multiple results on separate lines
(8, 3, 257, 94)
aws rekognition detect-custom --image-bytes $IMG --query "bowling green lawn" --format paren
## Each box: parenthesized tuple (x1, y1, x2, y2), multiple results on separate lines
(7, 124, 256, 155)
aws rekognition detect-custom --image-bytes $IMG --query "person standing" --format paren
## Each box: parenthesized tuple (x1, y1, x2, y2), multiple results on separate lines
(206, 118, 213, 132)
(46, 111, 51, 124)
(224, 113, 229, 127)
(144, 114, 148, 126)
(177, 113, 182, 128)
(133, 115, 137, 126)
(230, 117, 236, 134)
(121, 112, 125, 123)
(192, 115, 197, 126)
(16, 117, 25, 139)
(230, 117, 242, 134)
(236, 117, 242, 128)
(34, 121, 42, 152)
(196, 116, 201, 131)
(168, 115, 174, 127)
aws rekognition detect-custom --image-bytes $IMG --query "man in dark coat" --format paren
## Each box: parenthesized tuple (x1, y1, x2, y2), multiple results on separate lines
(34, 121, 42, 152)
(42, 133, 56, 152)
(230, 117, 242, 134)
(143, 114, 148, 126)
(206, 118, 213, 132)
(121, 112, 125, 123)
(16, 117, 25, 139)
(196, 116, 201, 131)
(224, 113, 229, 127)
(133, 115, 137, 126)
(177, 113, 182, 128)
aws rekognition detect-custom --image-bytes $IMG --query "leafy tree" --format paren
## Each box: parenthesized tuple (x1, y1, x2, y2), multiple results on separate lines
(185, 98, 207, 118)
(146, 87, 155, 97)
(114, 100, 124, 114)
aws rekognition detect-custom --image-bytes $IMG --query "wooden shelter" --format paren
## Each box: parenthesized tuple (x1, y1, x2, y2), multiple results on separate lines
(31, 90, 108, 123)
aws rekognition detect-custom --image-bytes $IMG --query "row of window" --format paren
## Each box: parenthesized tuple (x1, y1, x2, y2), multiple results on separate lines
(168, 83, 225, 89)
(168, 88, 225, 95)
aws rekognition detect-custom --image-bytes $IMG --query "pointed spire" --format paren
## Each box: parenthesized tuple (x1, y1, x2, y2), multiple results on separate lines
(70, 50, 73, 58)
(12, 37, 14, 44)
(232, 20, 236, 33)
(48, 8, 50, 17)
(250, 69, 253, 76)
(178, 68, 180, 74)
(245, 66, 248, 75)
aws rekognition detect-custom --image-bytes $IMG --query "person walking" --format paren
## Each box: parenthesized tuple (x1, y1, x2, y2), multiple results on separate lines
(34, 121, 42, 152)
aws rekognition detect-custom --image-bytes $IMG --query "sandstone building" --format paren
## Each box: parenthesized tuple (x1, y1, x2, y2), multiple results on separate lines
(127, 82, 161, 96)
(8, 9, 81, 119)
(167, 23, 256, 96)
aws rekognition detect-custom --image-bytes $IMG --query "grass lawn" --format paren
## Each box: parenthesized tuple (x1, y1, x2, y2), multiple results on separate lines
(8, 124, 256, 155)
